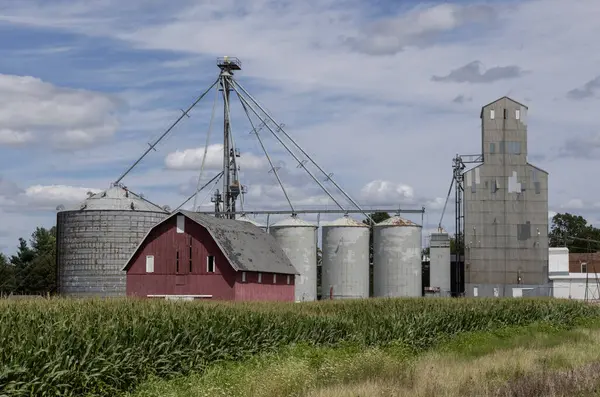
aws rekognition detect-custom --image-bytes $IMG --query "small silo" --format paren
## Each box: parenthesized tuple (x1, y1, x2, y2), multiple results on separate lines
(429, 231, 451, 297)
(56, 185, 168, 297)
(373, 216, 422, 297)
(237, 214, 267, 232)
(321, 215, 370, 300)
(270, 215, 318, 302)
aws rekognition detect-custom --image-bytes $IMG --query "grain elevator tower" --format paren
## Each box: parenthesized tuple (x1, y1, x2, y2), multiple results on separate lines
(463, 97, 549, 297)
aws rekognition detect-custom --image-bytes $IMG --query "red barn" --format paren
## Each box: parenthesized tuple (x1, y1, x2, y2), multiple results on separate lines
(122, 210, 297, 301)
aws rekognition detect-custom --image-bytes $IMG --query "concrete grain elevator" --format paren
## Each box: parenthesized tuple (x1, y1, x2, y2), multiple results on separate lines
(463, 97, 549, 297)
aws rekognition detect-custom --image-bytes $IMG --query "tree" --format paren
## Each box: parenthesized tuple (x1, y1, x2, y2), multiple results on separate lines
(0, 253, 16, 295)
(549, 213, 600, 253)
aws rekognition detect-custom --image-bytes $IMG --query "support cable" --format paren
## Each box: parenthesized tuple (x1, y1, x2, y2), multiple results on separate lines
(114, 77, 220, 184)
(238, 95, 295, 213)
(232, 79, 372, 221)
(231, 85, 346, 211)
(438, 177, 454, 231)
(193, 84, 219, 210)
(172, 172, 224, 213)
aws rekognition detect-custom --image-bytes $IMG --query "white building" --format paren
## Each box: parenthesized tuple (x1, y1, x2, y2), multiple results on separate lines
(549, 247, 600, 300)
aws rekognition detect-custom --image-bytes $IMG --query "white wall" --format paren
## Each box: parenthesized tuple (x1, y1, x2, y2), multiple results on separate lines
(551, 276, 600, 300)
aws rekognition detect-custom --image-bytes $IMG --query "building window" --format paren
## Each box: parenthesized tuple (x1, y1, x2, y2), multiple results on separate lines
(287, 275, 291, 285)
(176, 251, 180, 273)
(258, 272, 262, 283)
(507, 141, 521, 154)
(146, 255, 154, 273)
(490, 142, 496, 153)
(515, 109, 520, 119)
(177, 215, 185, 234)
(503, 109, 508, 119)
(242, 271, 247, 282)
(207, 256, 215, 273)
(273, 274, 277, 284)
(581, 262, 587, 273)
(490, 109, 495, 119)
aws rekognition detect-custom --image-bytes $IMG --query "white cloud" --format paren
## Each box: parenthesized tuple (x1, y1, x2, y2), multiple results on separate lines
(0, 74, 122, 148)
(360, 180, 414, 205)
(165, 144, 267, 171)
(561, 198, 585, 210)
(24, 185, 102, 208)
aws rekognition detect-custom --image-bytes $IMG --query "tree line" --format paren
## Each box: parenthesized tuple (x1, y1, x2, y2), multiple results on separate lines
(1, 212, 599, 296)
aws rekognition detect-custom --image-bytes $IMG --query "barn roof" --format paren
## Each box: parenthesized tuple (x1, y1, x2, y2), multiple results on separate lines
(123, 210, 298, 275)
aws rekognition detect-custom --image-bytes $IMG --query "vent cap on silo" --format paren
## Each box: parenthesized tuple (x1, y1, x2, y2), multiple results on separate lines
(270, 216, 317, 229)
(69, 185, 167, 212)
(374, 216, 421, 228)
(322, 215, 368, 228)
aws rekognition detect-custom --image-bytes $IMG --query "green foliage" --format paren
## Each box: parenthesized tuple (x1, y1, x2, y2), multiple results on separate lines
(1, 226, 56, 295)
(0, 297, 598, 397)
(549, 212, 600, 252)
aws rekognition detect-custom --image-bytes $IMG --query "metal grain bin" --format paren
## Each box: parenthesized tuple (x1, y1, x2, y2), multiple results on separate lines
(373, 216, 422, 297)
(430, 231, 451, 297)
(270, 216, 318, 302)
(321, 215, 369, 300)
(56, 185, 168, 297)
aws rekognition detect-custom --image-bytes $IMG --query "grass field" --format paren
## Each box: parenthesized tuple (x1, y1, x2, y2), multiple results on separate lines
(1, 297, 599, 396)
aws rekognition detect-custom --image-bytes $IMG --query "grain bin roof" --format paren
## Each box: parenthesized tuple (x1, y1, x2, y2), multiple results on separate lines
(69, 185, 167, 212)
(270, 216, 317, 228)
(123, 210, 298, 275)
(374, 216, 421, 227)
(322, 216, 368, 228)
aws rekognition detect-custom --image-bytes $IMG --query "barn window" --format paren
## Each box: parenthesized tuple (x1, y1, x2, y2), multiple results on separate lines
(146, 255, 154, 273)
(273, 274, 277, 284)
(258, 272, 262, 283)
(287, 275, 291, 285)
(177, 215, 185, 233)
(207, 256, 215, 273)
(176, 251, 180, 273)
(242, 271, 247, 282)
(581, 262, 587, 273)
(490, 109, 495, 119)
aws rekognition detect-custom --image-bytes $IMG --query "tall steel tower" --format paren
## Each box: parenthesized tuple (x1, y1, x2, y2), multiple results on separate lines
(215, 56, 243, 219)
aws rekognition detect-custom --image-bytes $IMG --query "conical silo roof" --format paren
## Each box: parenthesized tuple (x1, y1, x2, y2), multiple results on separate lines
(270, 216, 317, 228)
(237, 215, 266, 228)
(374, 216, 421, 227)
(322, 215, 368, 228)
(72, 185, 167, 212)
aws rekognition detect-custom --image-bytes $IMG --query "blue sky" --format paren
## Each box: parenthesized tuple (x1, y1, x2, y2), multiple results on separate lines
(1, 0, 600, 253)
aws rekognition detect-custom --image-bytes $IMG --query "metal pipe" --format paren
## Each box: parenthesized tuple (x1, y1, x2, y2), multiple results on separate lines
(114, 78, 219, 184)
(194, 208, 424, 215)
(233, 80, 372, 223)
(238, 96, 295, 213)
(231, 86, 346, 211)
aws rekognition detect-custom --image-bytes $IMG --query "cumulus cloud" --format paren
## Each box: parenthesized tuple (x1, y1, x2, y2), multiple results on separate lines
(360, 180, 415, 205)
(0, 74, 122, 148)
(567, 75, 600, 100)
(347, 4, 497, 55)
(432, 61, 527, 84)
(165, 144, 267, 171)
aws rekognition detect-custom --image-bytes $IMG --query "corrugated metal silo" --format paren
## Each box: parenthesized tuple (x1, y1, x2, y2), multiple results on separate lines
(429, 232, 451, 297)
(270, 216, 318, 302)
(237, 215, 267, 231)
(56, 185, 168, 297)
(373, 216, 422, 297)
(321, 215, 369, 299)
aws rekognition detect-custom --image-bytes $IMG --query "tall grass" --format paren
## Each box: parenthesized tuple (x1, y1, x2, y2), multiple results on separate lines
(0, 297, 598, 396)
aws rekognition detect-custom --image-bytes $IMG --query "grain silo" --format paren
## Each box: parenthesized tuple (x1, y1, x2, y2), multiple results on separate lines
(429, 231, 451, 297)
(237, 214, 267, 231)
(269, 216, 318, 302)
(56, 185, 168, 297)
(373, 216, 422, 297)
(321, 215, 369, 300)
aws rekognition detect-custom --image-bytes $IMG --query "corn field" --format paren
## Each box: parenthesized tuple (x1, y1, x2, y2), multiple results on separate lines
(0, 297, 598, 397)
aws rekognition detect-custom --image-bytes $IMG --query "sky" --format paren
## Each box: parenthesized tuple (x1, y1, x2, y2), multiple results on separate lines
(1, 0, 600, 254)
